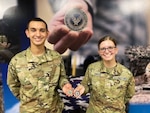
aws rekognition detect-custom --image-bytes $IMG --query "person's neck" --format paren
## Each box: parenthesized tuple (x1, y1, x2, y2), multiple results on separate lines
(103, 60, 117, 68)
(30, 46, 45, 56)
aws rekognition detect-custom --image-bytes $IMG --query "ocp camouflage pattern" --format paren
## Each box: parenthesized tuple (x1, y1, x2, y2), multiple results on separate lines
(7, 47, 69, 113)
(81, 61, 135, 113)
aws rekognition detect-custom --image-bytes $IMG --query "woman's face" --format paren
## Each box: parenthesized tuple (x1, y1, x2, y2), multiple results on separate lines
(98, 40, 118, 62)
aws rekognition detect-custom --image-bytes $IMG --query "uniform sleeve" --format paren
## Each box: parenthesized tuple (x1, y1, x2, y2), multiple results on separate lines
(125, 73, 135, 103)
(58, 58, 70, 89)
(80, 65, 91, 94)
(7, 59, 20, 99)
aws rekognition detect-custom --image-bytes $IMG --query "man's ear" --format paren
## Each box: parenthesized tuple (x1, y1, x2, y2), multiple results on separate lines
(25, 29, 29, 38)
(47, 30, 50, 36)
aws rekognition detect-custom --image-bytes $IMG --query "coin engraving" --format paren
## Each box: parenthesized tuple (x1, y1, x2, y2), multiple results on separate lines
(74, 91, 80, 97)
(68, 90, 73, 95)
(64, 8, 88, 31)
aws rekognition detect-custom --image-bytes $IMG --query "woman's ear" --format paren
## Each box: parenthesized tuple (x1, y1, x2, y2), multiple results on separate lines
(115, 47, 119, 54)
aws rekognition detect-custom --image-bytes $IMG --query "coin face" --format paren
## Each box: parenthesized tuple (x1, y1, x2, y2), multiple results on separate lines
(64, 8, 88, 31)
(68, 90, 73, 95)
(74, 91, 80, 97)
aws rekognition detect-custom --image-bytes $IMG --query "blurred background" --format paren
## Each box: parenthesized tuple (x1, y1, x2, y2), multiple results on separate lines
(1, 0, 150, 113)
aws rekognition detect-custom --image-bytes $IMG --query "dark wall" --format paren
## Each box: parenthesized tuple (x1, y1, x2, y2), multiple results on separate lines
(0, 0, 36, 63)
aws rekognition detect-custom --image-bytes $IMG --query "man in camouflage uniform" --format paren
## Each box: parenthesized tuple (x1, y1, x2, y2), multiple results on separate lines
(7, 18, 73, 113)
(74, 35, 135, 113)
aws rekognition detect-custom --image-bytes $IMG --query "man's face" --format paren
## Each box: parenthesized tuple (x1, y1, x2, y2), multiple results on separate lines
(25, 21, 49, 47)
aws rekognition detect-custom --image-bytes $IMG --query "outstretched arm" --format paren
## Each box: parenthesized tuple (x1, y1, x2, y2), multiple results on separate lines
(48, 0, 93, 54)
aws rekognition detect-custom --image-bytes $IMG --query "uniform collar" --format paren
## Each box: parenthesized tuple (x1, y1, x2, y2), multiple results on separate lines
(99, 61, 122, 76)
(26, 47, 53, 64)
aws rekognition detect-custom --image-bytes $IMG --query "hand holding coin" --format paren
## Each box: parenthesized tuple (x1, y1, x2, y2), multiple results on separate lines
(47, 0, 93, 54)
(74, 84, 85, 98)
(62, 83, 74, 97)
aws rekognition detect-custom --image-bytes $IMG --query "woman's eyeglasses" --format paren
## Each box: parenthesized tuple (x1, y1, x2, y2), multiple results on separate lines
(99, 46, 116, 52)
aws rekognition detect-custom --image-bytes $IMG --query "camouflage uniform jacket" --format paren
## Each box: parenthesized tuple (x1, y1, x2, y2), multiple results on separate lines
(81, 61, 135, 113)
(7, 47, 69, 113)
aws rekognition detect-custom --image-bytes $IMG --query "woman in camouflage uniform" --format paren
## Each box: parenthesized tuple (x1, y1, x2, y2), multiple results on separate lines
(74, 35, 135, 113)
